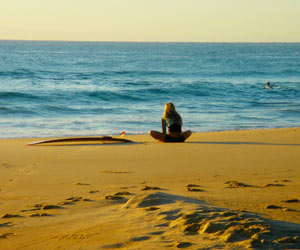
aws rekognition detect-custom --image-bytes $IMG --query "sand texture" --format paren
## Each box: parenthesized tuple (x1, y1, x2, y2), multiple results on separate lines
(0, 128, 300, 249)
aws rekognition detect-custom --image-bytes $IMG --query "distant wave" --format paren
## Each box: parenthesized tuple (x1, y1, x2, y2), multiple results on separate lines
(84, 87, 212, 102)
(0, 106, 8, 112)
(42, 105, 121, 115)
(110, 70, 175, 76)
(87, 90, 144, 102)
(44, 105, 81, 113)
(0, 106, 37, 115)
(280, 69, 300, 75)
(0, 69, 35, 79)
(0, 91, 40, 100)
(250, 101, 292, 107)
(2, 68, 298, 83)
(214, 69, 300, 78)
(73, 70, 176, 80)
(280, 108, 300, 114)
(216, 71, 267, 77)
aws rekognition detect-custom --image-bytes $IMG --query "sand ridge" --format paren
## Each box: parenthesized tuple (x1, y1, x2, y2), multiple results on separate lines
(2, 191, 298, 249)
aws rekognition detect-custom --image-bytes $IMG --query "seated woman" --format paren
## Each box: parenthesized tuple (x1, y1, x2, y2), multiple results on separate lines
(149, 102, 192, 142)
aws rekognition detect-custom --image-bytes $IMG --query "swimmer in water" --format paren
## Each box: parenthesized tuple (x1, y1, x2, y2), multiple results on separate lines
(149, 102, 192, 142)
(264, 82, 272, 89)
(264, 82, 280, 89)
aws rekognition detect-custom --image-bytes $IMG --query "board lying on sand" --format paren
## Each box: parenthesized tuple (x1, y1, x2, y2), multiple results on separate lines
(27, 136, 134, 146)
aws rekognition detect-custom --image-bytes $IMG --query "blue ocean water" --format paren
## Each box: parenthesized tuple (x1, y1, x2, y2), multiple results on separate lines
(0, 41, 300, 139)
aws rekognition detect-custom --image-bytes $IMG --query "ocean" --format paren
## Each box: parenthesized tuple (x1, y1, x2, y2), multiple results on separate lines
(0, 41, 300, 139)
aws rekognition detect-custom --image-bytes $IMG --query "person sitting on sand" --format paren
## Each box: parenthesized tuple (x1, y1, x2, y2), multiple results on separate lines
(149, 102, 192, 142)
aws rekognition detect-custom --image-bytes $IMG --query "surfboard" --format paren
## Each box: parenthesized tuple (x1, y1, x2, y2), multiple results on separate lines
(27, 136, 134, 146)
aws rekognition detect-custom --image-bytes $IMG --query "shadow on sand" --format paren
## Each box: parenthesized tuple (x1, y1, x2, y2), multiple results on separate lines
(186, 141, 300, 146)
(29, 142, 142, 147)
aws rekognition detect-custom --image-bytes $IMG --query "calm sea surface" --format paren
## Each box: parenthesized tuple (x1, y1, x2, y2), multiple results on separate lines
(0, 41, 300, 139)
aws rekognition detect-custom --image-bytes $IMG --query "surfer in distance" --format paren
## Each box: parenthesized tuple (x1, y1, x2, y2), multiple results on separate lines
(264, 82, 272, 89)
(149, 102, 192, 142)
(264, 81, 280, 89)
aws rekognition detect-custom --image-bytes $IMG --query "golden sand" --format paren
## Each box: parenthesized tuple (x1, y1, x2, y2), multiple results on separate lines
(0, 128, 299, 249)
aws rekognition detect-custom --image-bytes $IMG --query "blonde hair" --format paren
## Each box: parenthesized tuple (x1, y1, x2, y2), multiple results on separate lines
(162, 102, 182, 125)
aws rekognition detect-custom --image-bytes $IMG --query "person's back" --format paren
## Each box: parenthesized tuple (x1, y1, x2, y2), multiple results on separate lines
(149, 102, 191, 142)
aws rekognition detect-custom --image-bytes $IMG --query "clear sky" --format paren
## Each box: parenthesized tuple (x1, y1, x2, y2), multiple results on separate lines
(1, 0, 300, 42)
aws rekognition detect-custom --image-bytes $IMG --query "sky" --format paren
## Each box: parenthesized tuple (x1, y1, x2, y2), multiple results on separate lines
(1, 0, 300, 42)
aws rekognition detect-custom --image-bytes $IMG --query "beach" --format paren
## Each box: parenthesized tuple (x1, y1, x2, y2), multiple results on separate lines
(0, 127, 299, 249)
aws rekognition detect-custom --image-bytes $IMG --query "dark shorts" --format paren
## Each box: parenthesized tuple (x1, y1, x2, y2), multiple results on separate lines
(164, 135, 185, 143)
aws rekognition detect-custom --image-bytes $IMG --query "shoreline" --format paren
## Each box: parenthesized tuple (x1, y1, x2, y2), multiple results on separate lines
(1, 125, 299, 141)
(1, 127, 299, 249)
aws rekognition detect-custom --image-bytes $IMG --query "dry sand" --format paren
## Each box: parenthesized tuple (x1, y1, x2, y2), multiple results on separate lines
(0, 127, 299, 249)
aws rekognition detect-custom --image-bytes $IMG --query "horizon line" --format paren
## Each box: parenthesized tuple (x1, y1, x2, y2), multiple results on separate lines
(1, 39, 300, 44)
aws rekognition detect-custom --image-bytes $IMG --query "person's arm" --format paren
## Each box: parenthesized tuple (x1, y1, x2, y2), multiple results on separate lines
(161, 118, 167, 135)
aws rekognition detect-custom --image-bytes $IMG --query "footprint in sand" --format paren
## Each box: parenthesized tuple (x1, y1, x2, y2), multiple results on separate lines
(282, 199, 299, 203)
(114, 191, 133, 196)
(20, 204, 44, 212)
(155, 222, 169, 228)
(89, 190, 99, 194)
(0, 232, 15, 239)
(21, 204, 63, 211)
(175, 241, 193, 248)
(186, 184, 201, 187)
(274, 179, 291, 183)
(224, 181, 249, 188)
(224, 181, 284, 189)
(148, 231, 164, 235)
(105, 191, 134, 200)
(266, 204, 298, 212)
(266, 205, 283, 209)
(59, 197, 92, 205)
(101, 242, 125, 249)
(29, 213, 52, 217)
(58, 197, 82, 205)
(282, 208, 298, 212)
(142, 185, 161, 190)
(120, 186, 137, 189)
(130, 236, 151, 242)
(0, 162, 13, 169)
(224, 181, 255, 188)
(42, 204, 64, 210)
(186, 184, 205, 192)
(105, 195, 124, 200)
(74, 182, 90, 186)
(0, 222, 14, 227)
(66, 196, 84, 202)
(58, 201, 74, 206)
(186, 187, 205, 192)
(102, 170, 132, 174)
(145, 207, 160, 211)
(224, 181, 240, 188)
(264, 183, 285, 187)
(1, 213, 22, 219)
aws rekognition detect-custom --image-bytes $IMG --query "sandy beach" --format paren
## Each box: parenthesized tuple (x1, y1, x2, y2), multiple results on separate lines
(0, 127, 300, 249)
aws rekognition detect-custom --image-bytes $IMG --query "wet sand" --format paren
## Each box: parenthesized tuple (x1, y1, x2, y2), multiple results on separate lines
(0, 128, 300, 249)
